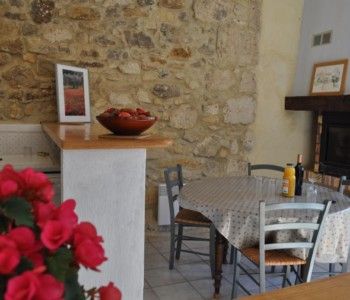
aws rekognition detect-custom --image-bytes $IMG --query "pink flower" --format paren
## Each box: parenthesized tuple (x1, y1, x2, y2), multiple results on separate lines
(0, 180, 19, 199)
(40, 220, 72, 250)
(20, 168, 54, 203)
(33, 202, 56, 228)
(34, 200, 78, 229)
(35, 274, 64, 300)
(74, 239, 107, 270)
(54, 199, 78, 228)
(8, 227, 43, 267)
(99, 282, 122, 300)
(73, 222, 103, 246)
(0, 236, 20, 274)
(4, 271, 38, 300)
(4, 271, 64, 300)
(8, 227, 36, 254)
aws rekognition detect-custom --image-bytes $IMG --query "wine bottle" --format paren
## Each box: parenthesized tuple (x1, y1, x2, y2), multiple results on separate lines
(295, 154, 304, 196)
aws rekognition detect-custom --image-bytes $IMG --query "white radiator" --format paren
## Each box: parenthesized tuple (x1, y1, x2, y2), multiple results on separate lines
(157, 183, 179, 225)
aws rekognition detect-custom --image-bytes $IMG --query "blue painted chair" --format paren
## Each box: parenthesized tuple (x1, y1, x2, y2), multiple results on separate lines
(164, 165, 215, 277)
(231, 200, 332, 298)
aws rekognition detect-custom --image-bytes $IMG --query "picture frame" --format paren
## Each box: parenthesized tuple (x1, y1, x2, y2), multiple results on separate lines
(309, 59, 348, 96)
(55, 64, 91, 123)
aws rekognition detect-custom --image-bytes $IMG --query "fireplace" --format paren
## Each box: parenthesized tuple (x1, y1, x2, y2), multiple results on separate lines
(319, 112, 350, 176)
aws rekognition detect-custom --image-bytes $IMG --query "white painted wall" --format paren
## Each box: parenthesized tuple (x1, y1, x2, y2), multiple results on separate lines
(293, 0, 350, 95)
(249, 0, 313, 168)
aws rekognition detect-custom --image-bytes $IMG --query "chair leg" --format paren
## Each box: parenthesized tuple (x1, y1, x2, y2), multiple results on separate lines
(282, 265, 291, 288)
(229, 246, 234, 264)
(175, 224, 183, 260)
(209, 224, 216, 278)
(341, 262, 348, 273)
(231, 248, 241, 299)
(169, 223, 176, 269)
(294, 265, 301, 285)
(329, 263, 335, 277)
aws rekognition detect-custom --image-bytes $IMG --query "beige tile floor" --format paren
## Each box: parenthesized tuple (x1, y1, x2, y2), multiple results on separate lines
(144, 228, 331, 300)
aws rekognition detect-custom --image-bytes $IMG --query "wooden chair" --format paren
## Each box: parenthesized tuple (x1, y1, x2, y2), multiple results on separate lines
(328, 176, 350, 275)
(164, 165, 215, 276)
(231, 200, 332, 298)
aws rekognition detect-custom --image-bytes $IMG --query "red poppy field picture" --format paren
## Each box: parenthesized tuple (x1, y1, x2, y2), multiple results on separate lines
(56, 64, 91, 123)
(63, 69, 86, 116)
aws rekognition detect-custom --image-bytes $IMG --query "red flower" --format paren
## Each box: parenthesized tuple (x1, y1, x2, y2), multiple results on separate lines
(33, 202, 56, 228)
(34, 200, 78, 229)
(35, 274, 64, 300)
(54, 199, 78, 228)
(0, 165, 23, 200)
(8, 227, 36, 254)
(74, 239, 107, 270)
(4, 271, 64, 300)
(8, 227, 43, 267)
(4, 271, 38, 300)
(40, 220, 72, 250)
(73, 222, 103, 246)
(99, 282, 122, 300)
(0, 180, 19, 199)
(0, 236, 20, 274)
(20, 168, 54, 203)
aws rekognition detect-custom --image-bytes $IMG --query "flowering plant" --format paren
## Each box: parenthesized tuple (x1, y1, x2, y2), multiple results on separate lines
(0, 165, 121, 300)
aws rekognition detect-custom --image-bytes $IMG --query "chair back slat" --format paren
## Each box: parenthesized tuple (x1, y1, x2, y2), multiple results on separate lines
(265, 223, 319, 232)
(265, 202, 325, 212)
(259, 200, 332, 284)
(164, 164, 183, 224)
(248, 163, 284, 176)
(265, 242, 313, 251)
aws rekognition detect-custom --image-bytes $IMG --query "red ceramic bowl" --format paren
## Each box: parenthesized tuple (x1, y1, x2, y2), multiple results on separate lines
(96, 115, 157, 135)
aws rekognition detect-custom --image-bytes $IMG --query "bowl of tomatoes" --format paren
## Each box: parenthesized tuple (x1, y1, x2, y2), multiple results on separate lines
(96, 107, 157, 135)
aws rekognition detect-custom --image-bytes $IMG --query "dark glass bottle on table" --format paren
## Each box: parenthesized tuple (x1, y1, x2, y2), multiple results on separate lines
(295, 154, 304, 196)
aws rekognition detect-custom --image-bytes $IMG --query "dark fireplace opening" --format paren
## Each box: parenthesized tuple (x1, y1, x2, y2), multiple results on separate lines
(320, 112, 350, 177)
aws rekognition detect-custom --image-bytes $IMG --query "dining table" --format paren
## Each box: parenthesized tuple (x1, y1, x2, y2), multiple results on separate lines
(179, 175, 350, 298)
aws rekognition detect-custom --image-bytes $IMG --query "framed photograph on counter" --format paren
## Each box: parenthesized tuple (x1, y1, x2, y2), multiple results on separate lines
(56, 64, 91, 123)
(310, 59, 348, 96)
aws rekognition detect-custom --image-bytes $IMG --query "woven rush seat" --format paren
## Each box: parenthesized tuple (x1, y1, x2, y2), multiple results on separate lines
(175, 208, 211, 226)
(241, 247, 306, 266)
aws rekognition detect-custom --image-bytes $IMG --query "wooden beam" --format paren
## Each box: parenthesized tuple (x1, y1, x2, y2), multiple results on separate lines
(285, 95, 350, 112)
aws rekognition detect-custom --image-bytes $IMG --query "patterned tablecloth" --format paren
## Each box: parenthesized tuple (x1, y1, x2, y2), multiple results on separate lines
(179, 176, 350, 263)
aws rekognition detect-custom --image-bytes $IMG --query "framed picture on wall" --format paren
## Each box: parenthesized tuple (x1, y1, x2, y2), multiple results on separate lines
(309, 59, 348, 96)
(55, 64, 91, 123)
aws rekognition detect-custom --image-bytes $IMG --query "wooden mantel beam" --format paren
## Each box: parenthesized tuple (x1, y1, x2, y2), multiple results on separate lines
(285, 95, 350, 112)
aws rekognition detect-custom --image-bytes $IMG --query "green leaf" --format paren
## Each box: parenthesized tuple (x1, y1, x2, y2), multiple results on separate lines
(16, 257, 34, 274)
(64, 271, 86, 300)
(0, 216, 8, 233)
(1, 197, 34, 228)
(46, 247, 73, 282)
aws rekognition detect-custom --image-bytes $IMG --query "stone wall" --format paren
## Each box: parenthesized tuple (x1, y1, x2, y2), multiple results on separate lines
(0, 0, 261, 227)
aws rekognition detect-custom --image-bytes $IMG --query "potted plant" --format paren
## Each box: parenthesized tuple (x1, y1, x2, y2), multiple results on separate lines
(0, 165, 121, 300)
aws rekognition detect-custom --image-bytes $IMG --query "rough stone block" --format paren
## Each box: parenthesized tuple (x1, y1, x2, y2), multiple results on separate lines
(224, 96, 256, 124)
(170, 105, 197, 129)
(30, 0, 55, 24)
(118, 62, 141, 74)
(152, 84, 180, 99)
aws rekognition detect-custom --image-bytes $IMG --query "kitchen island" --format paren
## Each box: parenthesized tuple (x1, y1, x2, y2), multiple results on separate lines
(42, 122, 172, 300)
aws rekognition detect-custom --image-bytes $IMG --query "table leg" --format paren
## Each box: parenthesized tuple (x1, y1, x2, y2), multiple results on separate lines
(214, 230, 225, 298)
(223, 239, 228, 264)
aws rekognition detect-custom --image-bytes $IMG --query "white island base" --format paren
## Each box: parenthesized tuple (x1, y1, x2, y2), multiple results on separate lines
(62, 149, 145, 299)
(42, 123, 171, 300)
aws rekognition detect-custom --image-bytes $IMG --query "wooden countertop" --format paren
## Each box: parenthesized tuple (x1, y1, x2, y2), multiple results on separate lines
(42, 123, 172, 150)
(241, 273, 350, 300)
